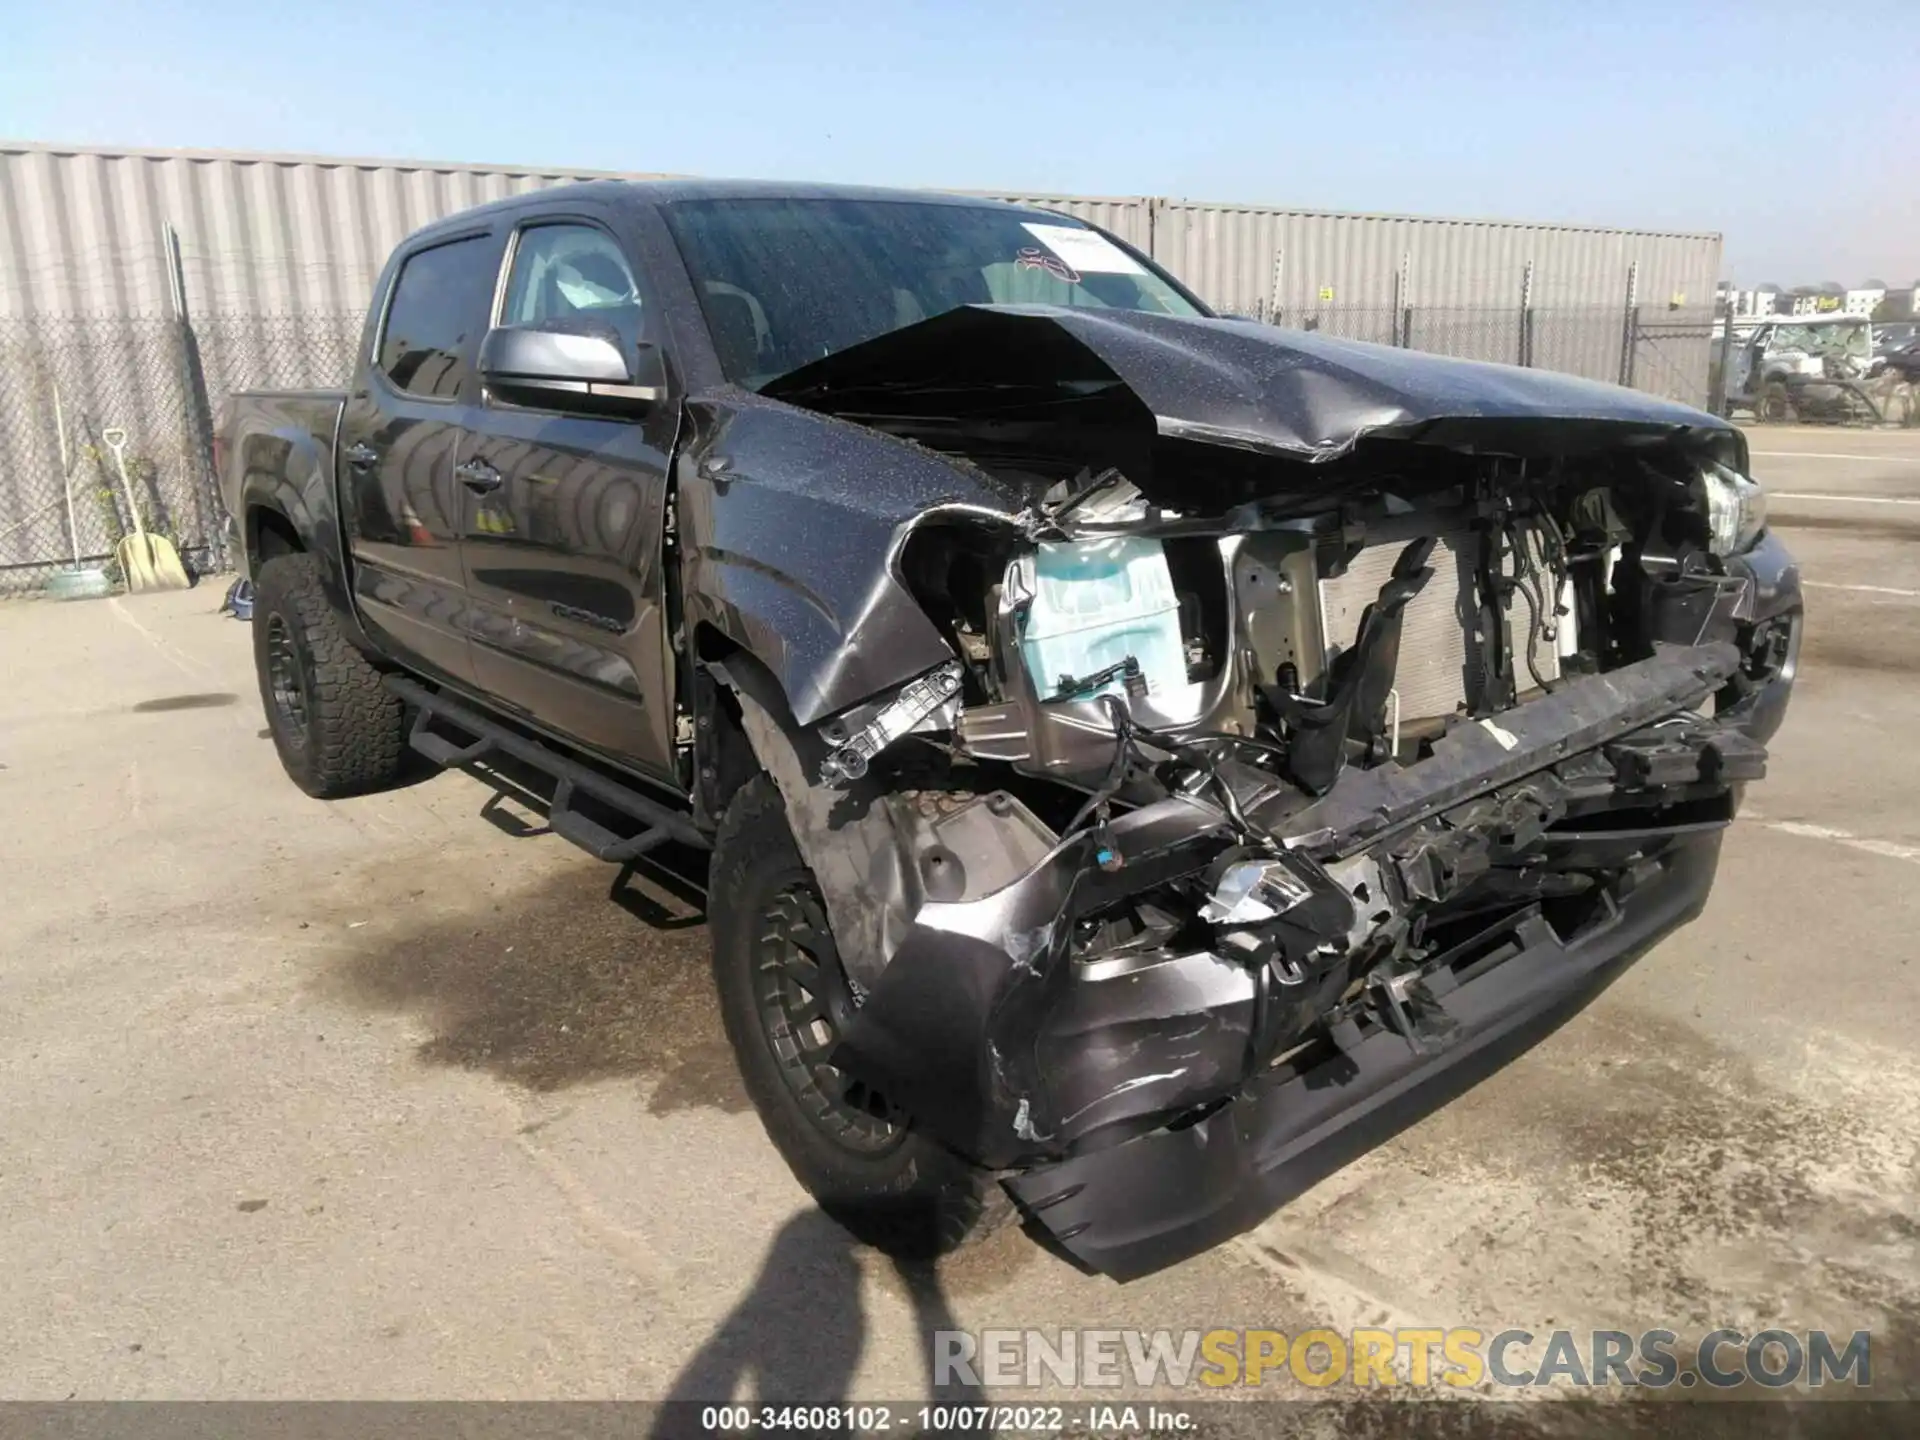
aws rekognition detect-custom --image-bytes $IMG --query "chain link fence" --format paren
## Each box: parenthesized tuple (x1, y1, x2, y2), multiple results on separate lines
(1627, 308, 1720, 410)
(0, 309, 361, 596)
(1273, 303, 1643, 389)
(190, 311, 366, 412)
(0, 315, 206, 596)
(1267, 301, 1721, 411)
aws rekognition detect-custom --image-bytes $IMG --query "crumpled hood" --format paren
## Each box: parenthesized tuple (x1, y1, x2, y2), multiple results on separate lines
(764, 304, 1743, 465)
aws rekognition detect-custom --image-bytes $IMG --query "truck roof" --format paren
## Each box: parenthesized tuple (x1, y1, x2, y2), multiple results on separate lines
(409, 177, 1049, 239)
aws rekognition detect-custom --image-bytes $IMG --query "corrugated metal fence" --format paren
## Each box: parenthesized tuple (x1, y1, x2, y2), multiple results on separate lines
(0, 141, 1722, 595)
(0, 145, 667, 317)
(1169, 202, 1720, 401)
(0, 145, 1715, 320)
(1156, 202, 1715, 314)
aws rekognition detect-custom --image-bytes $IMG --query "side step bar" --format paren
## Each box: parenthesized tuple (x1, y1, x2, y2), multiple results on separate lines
(385, 676, 710, 861)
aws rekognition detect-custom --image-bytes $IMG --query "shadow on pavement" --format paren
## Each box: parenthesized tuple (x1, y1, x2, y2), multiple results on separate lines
(651, 1209, 983, 1438)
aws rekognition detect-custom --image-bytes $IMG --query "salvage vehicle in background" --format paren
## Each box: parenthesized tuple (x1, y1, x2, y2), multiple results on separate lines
(1870, 330, 1920, 384)
(1873, 322, 1917, 359)
(1721, 314, 1880, 422)
(219, 181, 1801, 1279)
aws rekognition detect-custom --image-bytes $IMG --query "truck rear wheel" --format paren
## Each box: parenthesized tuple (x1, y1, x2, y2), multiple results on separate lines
(252, 552, 407, 798)
(709, 775, 1008, 1258)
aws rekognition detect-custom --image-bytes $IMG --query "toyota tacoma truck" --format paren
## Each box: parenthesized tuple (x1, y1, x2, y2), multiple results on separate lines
(219, 181, 1801, 1280)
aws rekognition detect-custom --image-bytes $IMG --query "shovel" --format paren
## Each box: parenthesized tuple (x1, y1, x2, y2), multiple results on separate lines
(104, 425, 191, 592)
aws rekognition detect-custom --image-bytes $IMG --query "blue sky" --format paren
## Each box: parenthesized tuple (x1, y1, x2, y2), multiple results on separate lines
(3, 0, 1913, 284)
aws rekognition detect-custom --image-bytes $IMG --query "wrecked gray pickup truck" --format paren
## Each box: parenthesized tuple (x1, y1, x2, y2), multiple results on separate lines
(221, 183, 1800, 1280)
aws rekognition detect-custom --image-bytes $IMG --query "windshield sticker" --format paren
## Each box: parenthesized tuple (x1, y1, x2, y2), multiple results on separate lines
(1016, 247, 1080, 283)
(1021, 222, 1145, 276)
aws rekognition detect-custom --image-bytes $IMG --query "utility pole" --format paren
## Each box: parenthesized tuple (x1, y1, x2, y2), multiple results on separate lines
(1619, 261, 1640, 387)
(1396, 252, 1413, 347)
(1519, 259, 1536, 367)
(164, 222, 227, 572)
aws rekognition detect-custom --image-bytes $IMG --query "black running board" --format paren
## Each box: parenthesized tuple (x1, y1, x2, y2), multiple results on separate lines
(385, 676, 710, 860)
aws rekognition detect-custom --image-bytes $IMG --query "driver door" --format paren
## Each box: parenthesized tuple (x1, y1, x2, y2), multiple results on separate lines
(454, 218, 679, 781)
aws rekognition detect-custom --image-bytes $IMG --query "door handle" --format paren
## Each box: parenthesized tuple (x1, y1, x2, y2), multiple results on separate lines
(455, 459, 503, 493)
(344, 441, 381, 471)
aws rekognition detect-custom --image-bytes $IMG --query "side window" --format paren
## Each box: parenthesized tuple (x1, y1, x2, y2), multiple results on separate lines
(501, 224, 647, 358)
(378, 235, 497, 399)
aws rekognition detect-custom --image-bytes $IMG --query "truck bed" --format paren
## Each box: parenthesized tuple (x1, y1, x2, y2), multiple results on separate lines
(224, 388, 346, 436)
(216, 389, 348, 555)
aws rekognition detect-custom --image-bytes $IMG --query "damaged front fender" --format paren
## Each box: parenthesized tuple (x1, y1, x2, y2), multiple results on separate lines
(680, 393, 1026, 726)
(827, 793, 1237, 1168)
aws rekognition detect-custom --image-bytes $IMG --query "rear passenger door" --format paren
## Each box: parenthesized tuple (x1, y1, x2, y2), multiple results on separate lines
(338, 230, 502, 686)
(453, 217, 680, 780)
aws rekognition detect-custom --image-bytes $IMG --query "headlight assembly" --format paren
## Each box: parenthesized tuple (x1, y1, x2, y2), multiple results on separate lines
(1700, 460, 1768, 556)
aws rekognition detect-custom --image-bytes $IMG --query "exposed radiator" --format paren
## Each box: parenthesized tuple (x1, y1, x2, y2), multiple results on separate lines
(1318, 526, 1561, 723)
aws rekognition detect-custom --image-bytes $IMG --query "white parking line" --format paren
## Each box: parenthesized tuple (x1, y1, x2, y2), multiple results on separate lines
(1771, 491, 1920, 505)
(1746, 815, 1920, 867)
(1751, 452, 1920, 464)
(1802, 580, 1920, 599)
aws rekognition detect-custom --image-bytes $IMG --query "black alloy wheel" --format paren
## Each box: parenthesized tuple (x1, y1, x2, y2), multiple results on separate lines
(750, 880, 907, 1155)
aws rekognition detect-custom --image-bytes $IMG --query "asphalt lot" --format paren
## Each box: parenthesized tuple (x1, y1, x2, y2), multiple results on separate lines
(2, 423, 1916, 1410)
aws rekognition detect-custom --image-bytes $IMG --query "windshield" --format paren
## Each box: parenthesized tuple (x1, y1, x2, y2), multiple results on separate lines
(663, 197, 1204, 387)
(1770, 321, 1871, 358)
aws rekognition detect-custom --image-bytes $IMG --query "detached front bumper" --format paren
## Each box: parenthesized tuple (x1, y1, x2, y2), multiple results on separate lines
(1004, 832, 1719, 1279)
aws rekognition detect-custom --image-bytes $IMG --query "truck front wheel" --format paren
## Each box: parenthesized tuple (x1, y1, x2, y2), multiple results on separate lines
(252, 552, 407, 798)
(709, 775, 1007, 1258)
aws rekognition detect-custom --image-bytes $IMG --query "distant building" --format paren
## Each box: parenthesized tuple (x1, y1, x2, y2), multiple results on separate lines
(1846, 280, 1888, 317)
(1728, 279, 1914, 322)
(1862, 286, 1914, 321)
(1728, 284, 1781, 317)
(1787, 282, 1847, 315)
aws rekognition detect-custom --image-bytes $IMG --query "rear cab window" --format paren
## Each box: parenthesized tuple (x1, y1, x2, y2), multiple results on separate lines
(377, 234, 499, 399)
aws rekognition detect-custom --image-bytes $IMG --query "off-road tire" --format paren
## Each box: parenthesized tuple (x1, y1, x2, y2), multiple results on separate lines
(252, 552, 406, 798)
(710, 775, 1010, 1258)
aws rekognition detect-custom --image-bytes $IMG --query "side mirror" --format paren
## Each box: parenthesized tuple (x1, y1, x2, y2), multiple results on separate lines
(478, 323, 662, 414)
